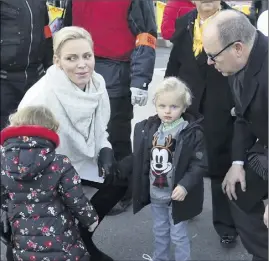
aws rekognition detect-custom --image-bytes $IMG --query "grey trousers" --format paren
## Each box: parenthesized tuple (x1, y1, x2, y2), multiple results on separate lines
(151, 203, 190, 261)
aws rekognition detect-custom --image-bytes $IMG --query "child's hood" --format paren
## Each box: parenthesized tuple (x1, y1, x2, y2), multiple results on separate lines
(1, 126, 59, 181)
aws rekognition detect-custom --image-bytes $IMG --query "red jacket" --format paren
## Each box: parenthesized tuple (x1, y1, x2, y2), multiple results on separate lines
(161, 0, 195, 40)
(72, 0, 135, 61)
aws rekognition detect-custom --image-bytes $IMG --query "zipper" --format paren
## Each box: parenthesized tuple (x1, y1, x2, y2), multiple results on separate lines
(24, 0, 34, 82)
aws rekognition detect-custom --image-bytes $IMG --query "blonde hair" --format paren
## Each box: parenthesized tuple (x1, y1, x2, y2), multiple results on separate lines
(9, 106, 59, 132)
(53, 26, 93, 57)
(154, 77, 192, 109)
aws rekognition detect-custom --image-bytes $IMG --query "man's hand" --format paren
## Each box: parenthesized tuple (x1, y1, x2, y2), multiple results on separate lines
(171, 185, 187, 201)
(264, 204, 268, 228)
(222, 164, 246, 200)
(130, 87, 148, 106)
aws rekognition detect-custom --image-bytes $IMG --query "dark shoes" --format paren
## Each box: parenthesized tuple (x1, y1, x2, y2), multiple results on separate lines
(91, 249, 114, 261)
(220, 234, 237, 248)
(107, 199, 132, 216)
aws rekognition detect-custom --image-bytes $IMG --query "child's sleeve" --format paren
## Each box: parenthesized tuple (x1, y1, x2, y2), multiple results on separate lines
(178, 129, 208, 192)
(58, 157, 98, 231)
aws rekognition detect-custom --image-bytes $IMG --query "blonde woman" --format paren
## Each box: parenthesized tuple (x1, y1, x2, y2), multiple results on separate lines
(1, 106, 98, 261)
(18, 26, 126, 261)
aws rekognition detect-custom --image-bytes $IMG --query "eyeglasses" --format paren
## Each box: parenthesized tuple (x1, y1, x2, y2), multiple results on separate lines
(207, 40, 241, 62)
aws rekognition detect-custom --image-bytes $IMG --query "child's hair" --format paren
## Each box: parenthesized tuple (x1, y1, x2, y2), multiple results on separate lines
(9, 106, 59, 132)
(153, 77, 192, 109)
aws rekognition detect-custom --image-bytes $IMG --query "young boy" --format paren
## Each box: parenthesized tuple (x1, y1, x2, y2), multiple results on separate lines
(118, 77, 207, 261)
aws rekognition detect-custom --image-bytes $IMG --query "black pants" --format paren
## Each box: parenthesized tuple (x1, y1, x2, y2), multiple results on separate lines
(228, 166, 268, 260)
(107, 96, 133, 201)
(107, 96, 133, 161)
(0, 70, 44, 130)
(79, 180, 127, 252)
(211, 177, 238, 237)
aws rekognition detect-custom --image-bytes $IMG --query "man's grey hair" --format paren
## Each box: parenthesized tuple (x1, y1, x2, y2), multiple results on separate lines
(216, 10, 256, 48)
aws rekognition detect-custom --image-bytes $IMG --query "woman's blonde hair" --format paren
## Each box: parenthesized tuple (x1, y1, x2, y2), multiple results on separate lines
(9, 106, 59, 132)
(154, 77, 192, 109)
(53, 26, 93, 57)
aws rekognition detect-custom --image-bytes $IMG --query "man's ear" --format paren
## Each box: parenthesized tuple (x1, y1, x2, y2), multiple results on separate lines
(235, 42, 243, 57)
(53, 55, 61, 68)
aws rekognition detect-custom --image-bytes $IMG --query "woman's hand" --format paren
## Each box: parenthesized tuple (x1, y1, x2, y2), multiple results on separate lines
(98, 147, 115, 178)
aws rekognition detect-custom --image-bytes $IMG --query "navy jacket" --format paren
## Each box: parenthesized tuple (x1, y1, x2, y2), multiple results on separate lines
(120, 113, 207, 224)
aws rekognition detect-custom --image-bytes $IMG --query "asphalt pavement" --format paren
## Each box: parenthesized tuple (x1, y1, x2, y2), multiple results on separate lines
(0, 47, 252, 261)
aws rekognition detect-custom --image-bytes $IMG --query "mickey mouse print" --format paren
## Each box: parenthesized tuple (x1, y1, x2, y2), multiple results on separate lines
(150, 134, 176, 189)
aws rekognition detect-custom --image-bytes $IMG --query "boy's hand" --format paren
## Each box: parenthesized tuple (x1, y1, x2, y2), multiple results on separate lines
(171, 185, 187, 201)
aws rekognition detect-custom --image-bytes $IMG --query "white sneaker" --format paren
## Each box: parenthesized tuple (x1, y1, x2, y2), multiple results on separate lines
(142, 253, 153, 261)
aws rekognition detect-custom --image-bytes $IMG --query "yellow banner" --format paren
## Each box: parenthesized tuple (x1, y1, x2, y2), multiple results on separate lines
(47, 4, 64, 23)
(232, 5, 251, 15)
(156, 1, 166, 33)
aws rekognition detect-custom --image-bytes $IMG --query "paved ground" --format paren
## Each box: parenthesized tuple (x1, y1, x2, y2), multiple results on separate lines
(1, 48, 252, 261)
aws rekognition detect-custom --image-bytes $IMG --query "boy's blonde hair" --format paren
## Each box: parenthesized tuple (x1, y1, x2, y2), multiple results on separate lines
(154, 77, 192, 109)
(53, 26, 93, 57)
(9, 106, 59, 132)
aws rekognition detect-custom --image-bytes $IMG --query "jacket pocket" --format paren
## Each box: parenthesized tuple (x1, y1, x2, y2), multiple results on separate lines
(1, 3, 19, 20)
(0, 38, 21, 66)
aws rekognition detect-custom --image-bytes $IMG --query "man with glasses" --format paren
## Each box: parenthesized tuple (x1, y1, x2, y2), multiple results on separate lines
(203, 9, 268, 261)
(165, 1, 239, 248)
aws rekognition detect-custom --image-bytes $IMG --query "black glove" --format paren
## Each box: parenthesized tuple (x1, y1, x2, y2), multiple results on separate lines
(98, 147, 115, 179)
(116, 155, 133, 180)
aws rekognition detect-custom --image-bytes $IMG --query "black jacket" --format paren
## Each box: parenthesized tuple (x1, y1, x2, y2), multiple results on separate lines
(249, 0, 268, 25)
(230, 31, 268, 162)
(121, 114, 207, 224)
(63, 0, 157, 96)
(1, 126, 97, 261)
(0, 0, 53, 71)
(165, 2, 235, 177)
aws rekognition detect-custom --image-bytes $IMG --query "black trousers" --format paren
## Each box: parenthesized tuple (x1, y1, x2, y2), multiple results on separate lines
(228, 165, 268, 260)
(107, 96, 133, 201)
(107, 96, 133, 161)
(0, 70, 44, 130)
(82, 180, 127, 222)
(79, 180, 127, 252)
(211, 177, 238, 237)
